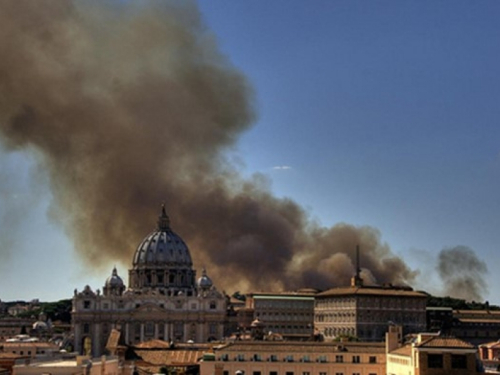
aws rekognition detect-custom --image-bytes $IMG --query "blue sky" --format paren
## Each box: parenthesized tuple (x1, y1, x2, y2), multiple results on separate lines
(1, 1, 499, 303)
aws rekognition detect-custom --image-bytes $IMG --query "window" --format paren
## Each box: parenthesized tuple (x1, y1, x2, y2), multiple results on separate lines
(451, 354, 467, 369)
(302, 372, 310, 375)
(103, 303, 109, 310)
(319, 372, 327, 375)
(236, 354, 245, 361)
(253, 354, 262, 361)
(285, 355, 294, 362)
(428, 354, 443, 368)
(158, 323, 165, 340)
(352, 355, 360, 363)
(83, 300, 91, 309)
(302, 355, 310, 362)
(210, 301, 217, 309)
(285, 372, 294, 375)
(317, 355, 327, 363)
(145, 322, 154, 337)
(209, 323, 218, 335)
(335, 355, 343, 363)
(223, 372, 229, 375)
(83, 323, 90, 334)
(369, 356, 377, 363)
(269, 355, 278, 362)
(253, 372, 261, 375)
(134, 323, 141, 340)
(335, 373, 343, 375)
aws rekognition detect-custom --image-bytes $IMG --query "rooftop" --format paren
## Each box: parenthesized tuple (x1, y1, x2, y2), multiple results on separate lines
(214, 341, 385, 354)
(317, 286, 427, 298)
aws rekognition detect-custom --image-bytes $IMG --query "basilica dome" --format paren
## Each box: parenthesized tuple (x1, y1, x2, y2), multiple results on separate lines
(132, 206, 193, 267)
(129, 205, 196, 292)
(105, 267, 124, 288)
(197, 268, 213, 289)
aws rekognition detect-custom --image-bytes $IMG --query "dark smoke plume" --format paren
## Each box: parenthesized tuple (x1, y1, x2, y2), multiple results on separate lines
(438, 246, 488, 302)
(0, 1, 417, 292)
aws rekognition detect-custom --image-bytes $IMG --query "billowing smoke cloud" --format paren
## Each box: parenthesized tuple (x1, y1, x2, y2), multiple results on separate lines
(0, 0, 417, 293)
(438, 246, 488, 302)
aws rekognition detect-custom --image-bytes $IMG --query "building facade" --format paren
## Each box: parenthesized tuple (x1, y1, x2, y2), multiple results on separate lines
(243, 291, 317, 339)
(199, 341, 386, 375)
(386, 325, 479, 375)
(450, 309, 500, 345)
(72, 206, 227, 357)
(315, 284, 427, 342)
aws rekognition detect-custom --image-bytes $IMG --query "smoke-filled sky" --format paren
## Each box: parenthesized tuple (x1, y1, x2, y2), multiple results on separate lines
(0, 1, 499, 304)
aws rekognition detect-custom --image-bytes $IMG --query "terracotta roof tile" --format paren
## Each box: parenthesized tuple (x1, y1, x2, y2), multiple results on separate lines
(135, 349, 203, 365)
(389, 345, 412, 357)
(479, 340, 500, 349)
(135, 340, 172, 349)
(417, 337, 475, 349)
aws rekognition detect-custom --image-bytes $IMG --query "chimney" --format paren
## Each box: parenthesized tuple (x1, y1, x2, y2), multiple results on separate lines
(350, 245, 364, 287)
(385, 324, 402, 354)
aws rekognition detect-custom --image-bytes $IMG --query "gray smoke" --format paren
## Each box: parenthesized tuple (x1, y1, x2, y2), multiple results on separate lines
(0, 0, 418, 293)
(438, 246, 488, 302)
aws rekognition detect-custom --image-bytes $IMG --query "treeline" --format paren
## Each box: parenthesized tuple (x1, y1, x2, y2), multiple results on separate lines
(426, 294, 500, 311)
(5, 299, 72, 323)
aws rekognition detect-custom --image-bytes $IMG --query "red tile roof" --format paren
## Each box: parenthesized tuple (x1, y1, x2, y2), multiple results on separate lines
(417, 336, 475, 349)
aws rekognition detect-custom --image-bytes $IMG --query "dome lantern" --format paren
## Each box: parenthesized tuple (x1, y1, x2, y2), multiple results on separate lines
(157, 203, 170, 231)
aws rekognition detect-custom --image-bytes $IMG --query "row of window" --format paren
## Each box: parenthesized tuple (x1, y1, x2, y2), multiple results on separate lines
(316, 298, 424, 309)
(10, 350, 46, 355)
(222, 372, 377, 375)
(220, 354, 377, 364)
(82, 300, 218, 310)
(428, 354, 468, 369)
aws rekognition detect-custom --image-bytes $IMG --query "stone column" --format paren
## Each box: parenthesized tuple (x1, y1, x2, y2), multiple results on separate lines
(155, 323, 159, 339)
(140, 323, 145, 342)
(74, 322, 81, 354)
(94, 322, 101, 357)
(125, 322, 130, 344)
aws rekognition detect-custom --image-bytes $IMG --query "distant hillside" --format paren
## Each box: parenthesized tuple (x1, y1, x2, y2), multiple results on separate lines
(425, 293, 500, 311)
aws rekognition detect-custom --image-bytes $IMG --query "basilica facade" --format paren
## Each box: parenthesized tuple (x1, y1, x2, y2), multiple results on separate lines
(72, 206, 227, 357)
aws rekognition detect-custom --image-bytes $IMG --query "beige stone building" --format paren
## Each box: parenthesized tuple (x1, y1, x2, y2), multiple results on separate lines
(200, 341, 386, 375)
(386, 325, 479, 375)
(243, 291, 317, 339)
(450, 309, 500, 345)
(12, 355, 127, 375)
(72, 206, 227, 357)
(315, 284, 427, 342)
(1, 341, 59, 358)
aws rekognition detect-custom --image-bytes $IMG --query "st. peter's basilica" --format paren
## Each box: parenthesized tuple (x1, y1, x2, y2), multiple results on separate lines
(72, 206, 227, 357)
